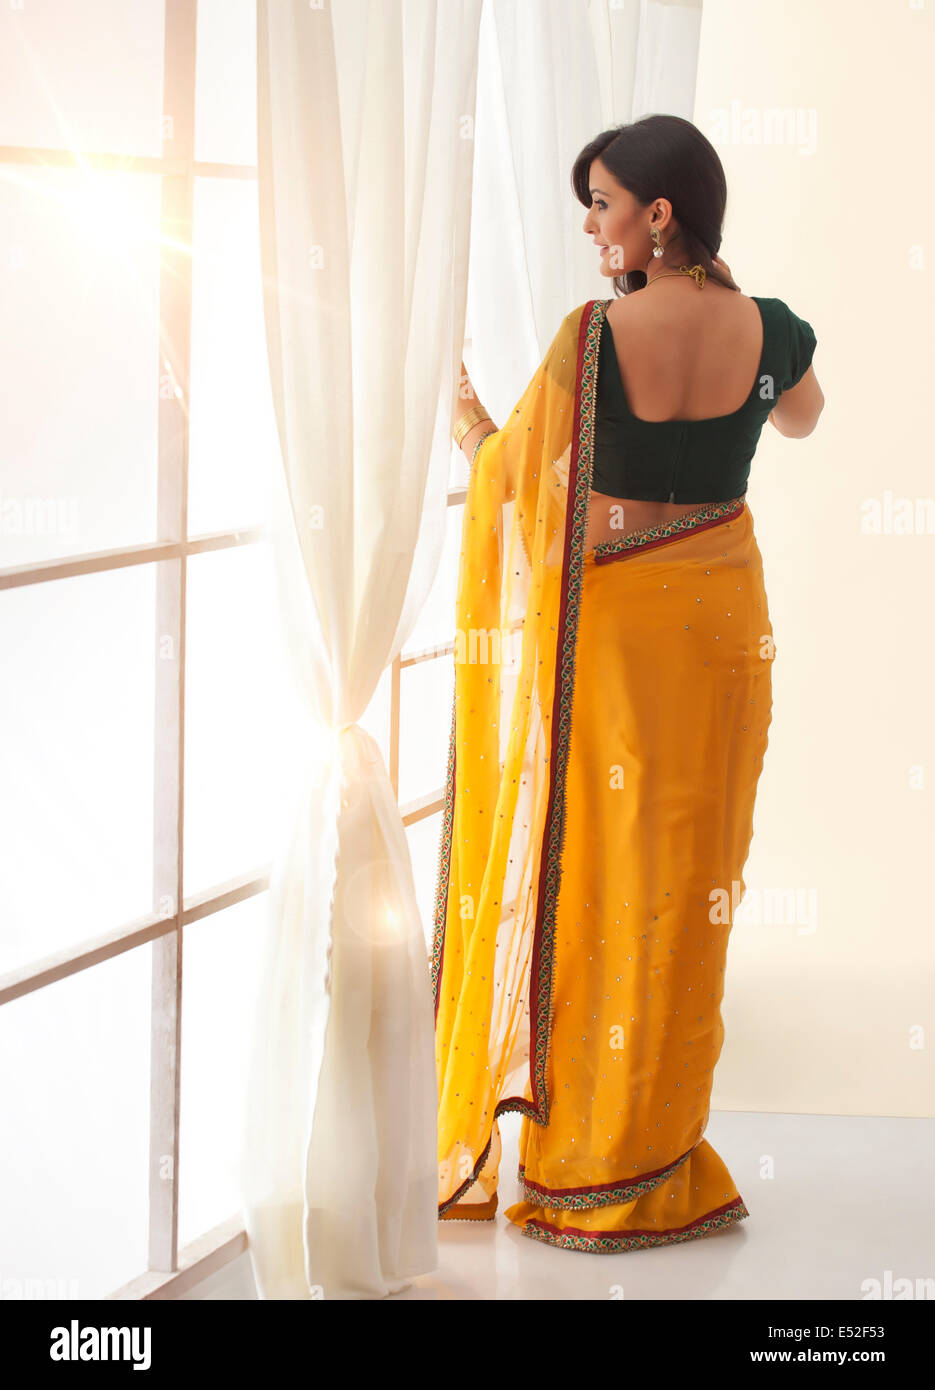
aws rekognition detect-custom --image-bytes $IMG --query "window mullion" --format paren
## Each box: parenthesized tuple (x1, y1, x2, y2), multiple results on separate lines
(150, 0, 197, 1277)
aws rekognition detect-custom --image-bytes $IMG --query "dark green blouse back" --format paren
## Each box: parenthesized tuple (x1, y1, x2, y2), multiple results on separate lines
(592, 296, 817, 503)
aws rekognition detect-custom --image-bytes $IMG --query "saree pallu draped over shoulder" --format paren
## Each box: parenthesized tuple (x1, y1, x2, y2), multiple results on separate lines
(432, 299, 773, 1252)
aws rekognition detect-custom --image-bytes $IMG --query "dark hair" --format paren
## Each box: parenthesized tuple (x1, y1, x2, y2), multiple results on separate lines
(571, 114, 739, 296)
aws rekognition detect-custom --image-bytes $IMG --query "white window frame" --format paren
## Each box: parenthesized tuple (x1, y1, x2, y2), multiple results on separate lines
(0, 0, 466, 1300)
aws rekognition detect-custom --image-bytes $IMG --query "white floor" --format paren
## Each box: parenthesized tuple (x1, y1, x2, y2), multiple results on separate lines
(183, 1111, 935, 1301)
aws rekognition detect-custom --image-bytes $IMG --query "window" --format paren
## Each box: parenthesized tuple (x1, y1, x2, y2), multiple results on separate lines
(0, 0, 464, 1299)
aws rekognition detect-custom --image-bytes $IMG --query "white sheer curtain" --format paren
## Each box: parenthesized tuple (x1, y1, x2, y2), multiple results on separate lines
(241, 0, 483, 1301)
(240, 0, 701, 1301)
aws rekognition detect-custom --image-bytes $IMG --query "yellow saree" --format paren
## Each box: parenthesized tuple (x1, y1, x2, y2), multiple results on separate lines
(433, 298, 773, 1252)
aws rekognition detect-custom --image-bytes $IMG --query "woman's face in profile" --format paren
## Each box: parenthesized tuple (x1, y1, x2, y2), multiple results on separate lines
(582, 157, 655, 279)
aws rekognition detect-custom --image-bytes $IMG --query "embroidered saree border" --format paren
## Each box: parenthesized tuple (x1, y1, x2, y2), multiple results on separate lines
(517, 1144, 693, 1210)
(439, 1191, 498, 1223)
(519, 1196, 749, 1254)
(592, 494, 746, 564)
(524, 297, 596, 1121)
(431, 696, 457, 1023)
(438, 1122, 498, 1216)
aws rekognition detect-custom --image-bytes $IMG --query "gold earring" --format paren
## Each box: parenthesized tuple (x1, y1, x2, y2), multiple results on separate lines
(650, 225, 664, 258)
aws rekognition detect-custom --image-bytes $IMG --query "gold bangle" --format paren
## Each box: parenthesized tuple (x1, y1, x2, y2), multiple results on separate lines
(453, 403, 493, 446)
(453, 403, 491, 443)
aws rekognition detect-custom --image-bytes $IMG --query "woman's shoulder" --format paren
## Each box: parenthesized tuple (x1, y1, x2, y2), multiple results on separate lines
(560, 290, 812, 331)
(757, 295, 817, 347)
(601, 286, 761, 330)
(754, 296, 818, 389)
(755, 294, 814, 330)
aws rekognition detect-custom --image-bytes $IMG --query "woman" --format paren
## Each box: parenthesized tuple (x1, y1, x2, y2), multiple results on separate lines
(434, 115, 823, 1253)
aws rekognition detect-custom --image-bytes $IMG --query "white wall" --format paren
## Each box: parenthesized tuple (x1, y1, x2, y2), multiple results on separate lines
(693, 0, 935, 1116)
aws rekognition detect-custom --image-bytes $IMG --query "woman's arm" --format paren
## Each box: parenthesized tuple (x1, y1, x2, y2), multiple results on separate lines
(713, 252, 824, 436)
(768, 365, 825, 438)
(452, 359, 497, 465)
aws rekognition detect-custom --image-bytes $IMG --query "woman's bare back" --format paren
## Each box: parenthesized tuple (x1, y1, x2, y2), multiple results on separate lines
(586, 283, 765, 548)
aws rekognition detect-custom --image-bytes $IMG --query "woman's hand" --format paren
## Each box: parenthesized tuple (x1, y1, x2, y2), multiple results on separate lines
(452, 359, 481, 428)
(453, 359, 496, 465)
